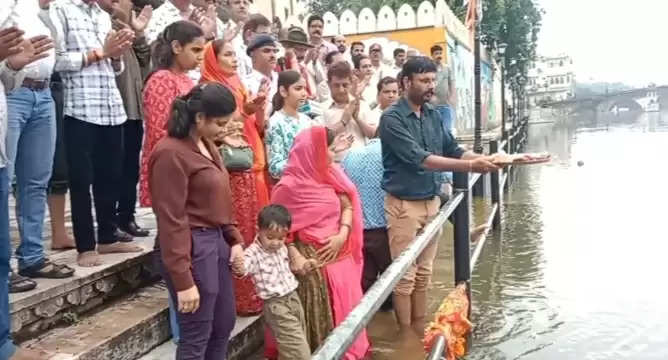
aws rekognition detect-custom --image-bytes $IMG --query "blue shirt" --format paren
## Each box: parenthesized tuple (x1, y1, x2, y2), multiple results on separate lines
(379, 97, 464, 200)
(342, 139, 386, 230)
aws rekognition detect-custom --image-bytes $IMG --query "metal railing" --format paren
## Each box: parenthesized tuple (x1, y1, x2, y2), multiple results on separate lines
(311, 117, 530, 360)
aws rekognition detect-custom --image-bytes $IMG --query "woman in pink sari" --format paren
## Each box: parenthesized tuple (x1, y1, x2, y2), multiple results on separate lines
(271, 126, 369, 359)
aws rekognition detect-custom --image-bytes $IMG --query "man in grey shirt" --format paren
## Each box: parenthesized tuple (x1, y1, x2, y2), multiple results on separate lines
(431, 44, 456, 132)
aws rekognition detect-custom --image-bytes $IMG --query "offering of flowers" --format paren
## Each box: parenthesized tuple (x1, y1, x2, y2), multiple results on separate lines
(490, 152, 551, 166)
(423, 283, 473, 360)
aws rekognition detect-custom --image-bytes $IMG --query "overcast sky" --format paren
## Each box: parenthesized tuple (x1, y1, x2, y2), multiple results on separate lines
(537, 0, 667, 86)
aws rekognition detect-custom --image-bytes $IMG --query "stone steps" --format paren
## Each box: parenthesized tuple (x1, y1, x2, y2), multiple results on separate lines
(22, 282, 265, 360)
(9, 234, 158, 342)
(10, 202, 265, 359)
(138, 315, 264, 360)
(22, 283, 170, 360)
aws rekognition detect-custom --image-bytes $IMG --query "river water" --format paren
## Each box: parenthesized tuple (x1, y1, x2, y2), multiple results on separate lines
(469, 111, 668, 360)
(367, 110, 668, 359)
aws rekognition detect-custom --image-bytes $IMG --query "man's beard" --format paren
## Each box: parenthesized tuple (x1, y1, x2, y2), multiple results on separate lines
(409, 89, 434, 105)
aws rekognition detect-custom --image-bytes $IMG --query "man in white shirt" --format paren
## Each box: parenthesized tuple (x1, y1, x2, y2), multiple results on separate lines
(323, 61, 377, 161)
(236, 13, 270, 77)
(222, 0, 250, 63)
(145, 0, 222, 44)
(369, 76, 400, 123)
(1, 5, 63, 358)
(353, 54, 377, 104)
(313, 50, 344, 104)
(369, 43, 392, 80)
(46, 0, 143, 267)
(244, 34, 278, 118)
(4, 0, 77, 282)
(391, 47, 406, 78)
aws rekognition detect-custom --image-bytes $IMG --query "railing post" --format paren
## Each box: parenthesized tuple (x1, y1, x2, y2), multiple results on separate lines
(452, 171, 472, 350)
(490, 140, 501, 229)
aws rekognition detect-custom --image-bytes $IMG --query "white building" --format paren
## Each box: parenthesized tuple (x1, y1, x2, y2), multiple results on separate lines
(526, 54, 576, 106)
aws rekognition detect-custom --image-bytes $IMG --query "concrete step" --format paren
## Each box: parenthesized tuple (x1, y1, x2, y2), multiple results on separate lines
(9, 208, 158, 341)
(21, 278, 264, 360)
(138, 314, 264, 360)
(22, 283, 170, 360)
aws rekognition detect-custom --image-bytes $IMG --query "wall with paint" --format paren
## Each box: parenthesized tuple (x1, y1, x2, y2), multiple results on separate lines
(344, 27, 447, 64)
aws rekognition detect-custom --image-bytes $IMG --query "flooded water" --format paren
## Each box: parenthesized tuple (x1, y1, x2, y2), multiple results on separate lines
(470, 111, 668, 359)
(367, 110, 668, 359)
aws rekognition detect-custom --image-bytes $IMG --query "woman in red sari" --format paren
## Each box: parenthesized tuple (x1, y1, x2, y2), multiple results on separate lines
(201, 40, 271, 207)
(140, 21, 204, 207)
(271, 126, 370, 359)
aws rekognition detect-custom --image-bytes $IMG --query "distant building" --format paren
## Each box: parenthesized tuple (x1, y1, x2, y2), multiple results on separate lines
(526, 54, 576, 106)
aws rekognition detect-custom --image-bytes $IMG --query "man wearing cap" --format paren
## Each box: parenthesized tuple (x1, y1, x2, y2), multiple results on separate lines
(244, 34, 278, 117)
(278, 26, 315, 98)
(236, 13, 271, 77)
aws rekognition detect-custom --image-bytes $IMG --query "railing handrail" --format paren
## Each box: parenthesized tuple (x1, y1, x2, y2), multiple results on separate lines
(311, 192, 465, 360)
(313, 115, 530, 359)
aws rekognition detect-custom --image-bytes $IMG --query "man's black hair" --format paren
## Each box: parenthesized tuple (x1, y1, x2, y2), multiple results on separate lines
(401, 56, 438, 80)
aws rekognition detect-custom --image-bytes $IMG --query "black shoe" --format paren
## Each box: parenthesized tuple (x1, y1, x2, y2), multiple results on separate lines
(106, 229, 135, 243)
(119, 220, 150, 237)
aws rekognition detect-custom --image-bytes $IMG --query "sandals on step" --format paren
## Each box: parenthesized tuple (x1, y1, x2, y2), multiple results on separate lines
(10, 271, 37, 293)
(18, 259, 75, 279)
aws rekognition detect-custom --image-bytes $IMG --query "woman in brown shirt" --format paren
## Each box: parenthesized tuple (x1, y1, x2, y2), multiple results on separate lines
(149, 83, 242, 359)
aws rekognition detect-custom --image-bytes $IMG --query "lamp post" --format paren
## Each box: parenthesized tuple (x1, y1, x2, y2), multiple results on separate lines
(473, 1, 484, 155)
(495, 42, 507, 142)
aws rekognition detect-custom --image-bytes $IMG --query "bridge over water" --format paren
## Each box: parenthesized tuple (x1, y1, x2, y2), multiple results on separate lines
(543, 85, 668, 113)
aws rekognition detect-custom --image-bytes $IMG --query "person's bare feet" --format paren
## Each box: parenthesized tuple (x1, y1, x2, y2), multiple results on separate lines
(471, 224, 490, 243)
(51, 232, 76, 250)
(77, 251, 103, 267)
(97, 242, 143, 254)
(11, 346, 50, 360)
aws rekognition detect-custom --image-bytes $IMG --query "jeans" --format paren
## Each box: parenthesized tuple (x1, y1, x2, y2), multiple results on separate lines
(117, 120, 143, 224)
(6, 87, 56, 271)
(436, 104, 453, 133)
(64, 116, 123, 253)
(0, 167, 17, 359)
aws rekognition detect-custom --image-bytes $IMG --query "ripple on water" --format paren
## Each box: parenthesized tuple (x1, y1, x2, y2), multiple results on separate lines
(468, 119, 668, 360)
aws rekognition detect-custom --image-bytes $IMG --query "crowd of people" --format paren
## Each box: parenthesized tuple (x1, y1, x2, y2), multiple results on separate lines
(0, 0, 503, 359)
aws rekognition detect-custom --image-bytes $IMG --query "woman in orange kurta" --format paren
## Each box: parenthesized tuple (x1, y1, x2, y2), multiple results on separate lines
(201, 40, 271, 207)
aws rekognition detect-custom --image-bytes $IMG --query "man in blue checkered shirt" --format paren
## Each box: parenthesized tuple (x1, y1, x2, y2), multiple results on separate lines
(341, 76, 399, 310)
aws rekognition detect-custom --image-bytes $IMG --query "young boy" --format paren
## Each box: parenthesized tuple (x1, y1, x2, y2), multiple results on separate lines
(232, 204, 316, 360)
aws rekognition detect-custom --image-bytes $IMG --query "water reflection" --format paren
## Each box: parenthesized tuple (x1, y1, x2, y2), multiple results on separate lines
(367, 109, 668, 359)
(469, 110, 668, 359)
